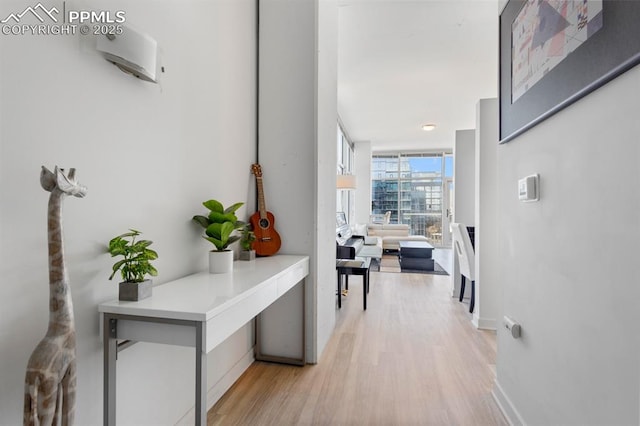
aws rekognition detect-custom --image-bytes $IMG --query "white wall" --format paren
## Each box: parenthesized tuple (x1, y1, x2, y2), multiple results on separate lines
(454, 130, 476, 226)
(354, 141, 372, 224)
(475, 98, 501, 330)
(315, 0, 339, 360)
(494, 65, 640, 424)
(0, 0, 257, 423)
(452, 129, 475, 297)
(258, 0, 337, 363)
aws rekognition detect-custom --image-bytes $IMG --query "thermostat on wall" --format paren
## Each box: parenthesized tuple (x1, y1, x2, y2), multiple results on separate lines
(518, 174, 539, 202)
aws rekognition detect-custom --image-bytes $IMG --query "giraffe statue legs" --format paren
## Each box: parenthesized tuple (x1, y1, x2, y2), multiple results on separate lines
(24, 333, 77, 425)
(60, 360, 76, 425)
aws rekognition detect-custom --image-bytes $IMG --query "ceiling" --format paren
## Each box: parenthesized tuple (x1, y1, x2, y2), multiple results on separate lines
(337, 0, 499, 152)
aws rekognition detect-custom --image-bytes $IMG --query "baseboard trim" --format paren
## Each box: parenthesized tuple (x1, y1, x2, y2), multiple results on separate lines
(476, 317, 497, 331)
(492, 380, 525, 426)
(177, 347, 255, 424)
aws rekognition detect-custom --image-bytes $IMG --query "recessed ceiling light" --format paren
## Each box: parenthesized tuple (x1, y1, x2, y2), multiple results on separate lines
(422, 124, 436, 131)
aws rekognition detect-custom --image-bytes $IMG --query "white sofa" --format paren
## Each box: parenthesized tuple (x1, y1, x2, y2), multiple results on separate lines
(366, 223, 429, 251)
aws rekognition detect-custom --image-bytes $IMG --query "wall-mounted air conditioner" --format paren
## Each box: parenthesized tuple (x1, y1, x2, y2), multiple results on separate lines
(96, 25, 158, 83)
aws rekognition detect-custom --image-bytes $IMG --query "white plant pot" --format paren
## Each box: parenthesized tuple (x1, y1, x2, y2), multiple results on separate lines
(209, 250, 234, 274)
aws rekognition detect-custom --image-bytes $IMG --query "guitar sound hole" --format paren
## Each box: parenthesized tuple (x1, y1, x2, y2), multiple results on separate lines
(259, 218, 270, 229)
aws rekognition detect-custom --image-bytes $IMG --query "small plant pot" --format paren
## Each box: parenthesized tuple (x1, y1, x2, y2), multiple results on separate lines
(239, 250, 256, 261)
(119, 279, 153, 301)
(209, 250, 234, 274)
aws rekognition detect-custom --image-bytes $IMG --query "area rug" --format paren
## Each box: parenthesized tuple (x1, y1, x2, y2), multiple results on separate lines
(378, 254, 449, 275)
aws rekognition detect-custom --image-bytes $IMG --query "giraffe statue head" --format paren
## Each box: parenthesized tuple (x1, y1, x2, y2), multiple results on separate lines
(40, 166, 87, 198)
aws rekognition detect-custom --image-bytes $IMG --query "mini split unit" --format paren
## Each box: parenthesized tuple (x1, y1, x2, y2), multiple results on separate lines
(96, 25, 158, 83)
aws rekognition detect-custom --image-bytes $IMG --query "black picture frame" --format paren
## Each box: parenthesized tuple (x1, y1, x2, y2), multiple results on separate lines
(499, 0, 640, 144)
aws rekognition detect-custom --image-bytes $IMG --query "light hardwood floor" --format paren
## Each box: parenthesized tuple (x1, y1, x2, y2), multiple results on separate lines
(208, 269, 507, 425)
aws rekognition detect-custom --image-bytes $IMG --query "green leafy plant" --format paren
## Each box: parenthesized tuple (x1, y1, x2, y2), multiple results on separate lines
(240, 224, 256, 251)
(192, 199, 245, 251)
(108, 229, 159, 283)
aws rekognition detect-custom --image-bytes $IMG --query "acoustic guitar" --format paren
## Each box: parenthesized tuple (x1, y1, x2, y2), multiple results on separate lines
(250, 164, 282, 256)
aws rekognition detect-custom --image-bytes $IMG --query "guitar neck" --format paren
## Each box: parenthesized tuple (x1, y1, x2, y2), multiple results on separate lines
(255, 176, 267, 219)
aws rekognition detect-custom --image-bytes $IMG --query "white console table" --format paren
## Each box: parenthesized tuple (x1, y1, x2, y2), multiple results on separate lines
(99, 254, 309, 426)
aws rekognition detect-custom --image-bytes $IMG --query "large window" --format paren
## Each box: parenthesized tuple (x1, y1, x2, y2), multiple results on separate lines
(371, 153, 453, 246)
(337, 124, 354, 222)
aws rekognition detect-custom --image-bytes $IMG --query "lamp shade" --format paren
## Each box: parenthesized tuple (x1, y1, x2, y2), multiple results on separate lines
(337, 174, 357, 190)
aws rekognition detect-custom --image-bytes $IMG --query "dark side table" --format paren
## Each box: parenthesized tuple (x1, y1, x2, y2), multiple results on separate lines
(336, 257, 371, 310)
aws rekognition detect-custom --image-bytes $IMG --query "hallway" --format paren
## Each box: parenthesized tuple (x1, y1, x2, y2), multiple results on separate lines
(208, 268, 506, 425)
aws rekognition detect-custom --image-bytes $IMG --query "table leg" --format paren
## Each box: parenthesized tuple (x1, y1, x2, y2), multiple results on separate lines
(337, 271, 342, 308)
(195, 322, 207, 426)
(367, 268, 370, 294)
(363, 274, 367, 310)
(103, 315, 117, 426)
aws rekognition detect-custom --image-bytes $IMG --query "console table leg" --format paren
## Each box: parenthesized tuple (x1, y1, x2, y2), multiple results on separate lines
(103, 316, 117, 426)
(195, 322, 207, 426)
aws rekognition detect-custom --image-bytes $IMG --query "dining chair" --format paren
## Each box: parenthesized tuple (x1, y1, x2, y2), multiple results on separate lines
(383, 211, 391, 224)
(451, 223, 475, 313)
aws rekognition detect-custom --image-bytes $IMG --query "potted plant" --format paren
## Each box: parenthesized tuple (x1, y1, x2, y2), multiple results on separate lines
(192, 199, 244, 273)
(108, 229, 158, 301)
(239, 224, 256, 261)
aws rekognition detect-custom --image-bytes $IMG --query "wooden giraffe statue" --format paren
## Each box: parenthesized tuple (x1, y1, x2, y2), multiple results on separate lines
(24, 166, 87, 426)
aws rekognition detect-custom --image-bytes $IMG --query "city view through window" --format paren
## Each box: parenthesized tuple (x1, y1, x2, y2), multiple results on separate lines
(371, 153, 453, 246)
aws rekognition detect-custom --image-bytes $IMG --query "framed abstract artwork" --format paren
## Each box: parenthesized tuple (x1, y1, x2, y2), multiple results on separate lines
(499, 0, 640, 143)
